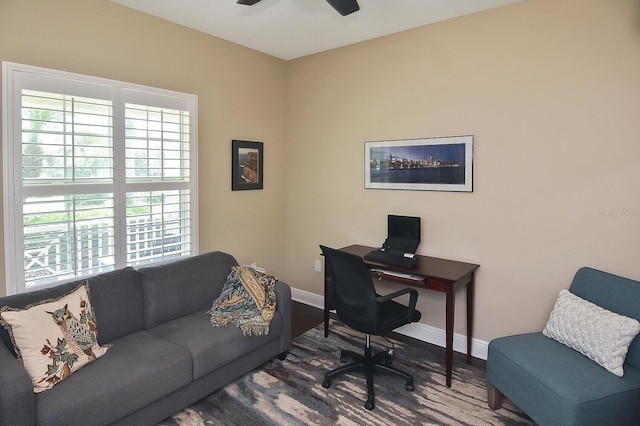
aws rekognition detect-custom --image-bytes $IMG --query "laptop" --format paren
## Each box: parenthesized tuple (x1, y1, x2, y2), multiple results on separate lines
(364, 215, 421, 267)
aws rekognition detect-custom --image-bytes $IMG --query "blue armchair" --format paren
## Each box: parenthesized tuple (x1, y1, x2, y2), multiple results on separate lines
(486, 267, 640, 425)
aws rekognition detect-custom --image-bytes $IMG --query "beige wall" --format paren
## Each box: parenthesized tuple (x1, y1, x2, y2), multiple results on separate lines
(284, 0, 640, 341)
(0, 0, 289, 297)
(2, 0, 639, 344)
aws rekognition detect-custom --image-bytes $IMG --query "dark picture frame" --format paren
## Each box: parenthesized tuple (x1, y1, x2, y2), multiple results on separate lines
(231, 139, 264, 191)
(364, 135, 474, 192)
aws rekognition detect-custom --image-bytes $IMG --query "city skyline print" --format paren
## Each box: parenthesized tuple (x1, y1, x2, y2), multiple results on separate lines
(364, 135, 473, 192)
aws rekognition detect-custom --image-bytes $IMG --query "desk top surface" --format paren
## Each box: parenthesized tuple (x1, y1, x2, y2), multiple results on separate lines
(340, 244, 479, 282)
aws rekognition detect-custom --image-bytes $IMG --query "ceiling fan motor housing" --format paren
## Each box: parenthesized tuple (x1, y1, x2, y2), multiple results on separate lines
(326, 0, 359, 16)
(236, 0, 360, 16)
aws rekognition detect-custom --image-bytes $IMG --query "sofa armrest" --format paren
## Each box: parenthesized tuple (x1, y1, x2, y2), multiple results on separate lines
(0, 343, 35, 425)
(275, 280, 292, 354)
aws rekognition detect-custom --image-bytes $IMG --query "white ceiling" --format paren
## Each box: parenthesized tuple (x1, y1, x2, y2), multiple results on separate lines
(111, 0, 524, 60)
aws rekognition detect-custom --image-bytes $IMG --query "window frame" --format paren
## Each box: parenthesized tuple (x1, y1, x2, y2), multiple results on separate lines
(2, 62, 199, 295)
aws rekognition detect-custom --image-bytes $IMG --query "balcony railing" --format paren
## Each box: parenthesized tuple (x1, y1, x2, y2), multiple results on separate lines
(24, 218, 187, 288)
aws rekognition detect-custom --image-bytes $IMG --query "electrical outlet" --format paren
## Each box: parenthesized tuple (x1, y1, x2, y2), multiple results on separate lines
(314, 259, 322, 272)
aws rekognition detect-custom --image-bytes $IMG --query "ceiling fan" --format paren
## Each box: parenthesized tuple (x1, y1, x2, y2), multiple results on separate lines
(237, 0, 360, 16)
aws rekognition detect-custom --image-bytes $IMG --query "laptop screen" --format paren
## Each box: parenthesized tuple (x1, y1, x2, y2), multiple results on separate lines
(384, 215, 421, 254)
(388, 215, 420, 242)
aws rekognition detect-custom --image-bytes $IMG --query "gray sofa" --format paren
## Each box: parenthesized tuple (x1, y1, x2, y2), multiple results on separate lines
(0, 251, 292, 426)
(486, 267, 640, 425)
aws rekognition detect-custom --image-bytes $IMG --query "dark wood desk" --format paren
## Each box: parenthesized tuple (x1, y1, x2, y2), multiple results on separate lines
(323, 244, 479, 388)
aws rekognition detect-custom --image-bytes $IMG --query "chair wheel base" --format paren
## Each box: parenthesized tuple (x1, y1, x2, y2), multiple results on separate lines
(321, 335, 416, 411)
(365, 398, 375, 410)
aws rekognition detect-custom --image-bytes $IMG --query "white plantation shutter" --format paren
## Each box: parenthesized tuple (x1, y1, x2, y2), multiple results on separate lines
(123, 98, 193, 266)
(124, 102, 191, 180)
(125, 190, 191, 263)
(21, 90, 114, 183)
(3, 62, 198, 294)
(23, 193, 116, 282)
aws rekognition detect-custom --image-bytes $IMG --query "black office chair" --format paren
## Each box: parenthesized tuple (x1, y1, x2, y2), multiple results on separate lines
(319, 245, 422, 410)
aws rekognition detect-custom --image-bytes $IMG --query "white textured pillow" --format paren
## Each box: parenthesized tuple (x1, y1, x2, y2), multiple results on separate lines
(543, 289, 640, 377)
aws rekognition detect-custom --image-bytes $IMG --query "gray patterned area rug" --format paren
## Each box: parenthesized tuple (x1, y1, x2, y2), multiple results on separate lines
(158, 320, 533, 425)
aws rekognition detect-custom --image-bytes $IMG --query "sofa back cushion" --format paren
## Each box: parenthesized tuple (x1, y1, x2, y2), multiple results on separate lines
(139, 252, 238, 329)
(85, 267, 145, 343)
(570, 267, 640, 370)
(0, 267, 143, 351)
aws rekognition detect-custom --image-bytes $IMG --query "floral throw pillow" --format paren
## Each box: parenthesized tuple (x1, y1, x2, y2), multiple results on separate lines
(0, 283, 109, 393)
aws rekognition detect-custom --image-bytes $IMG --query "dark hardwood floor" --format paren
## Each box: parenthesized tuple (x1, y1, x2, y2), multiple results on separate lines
(292, 301, 324, 337)
(291, 301, 486, 369)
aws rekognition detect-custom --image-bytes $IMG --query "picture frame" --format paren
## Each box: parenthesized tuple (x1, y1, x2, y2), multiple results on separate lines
(232, 139, 264, 191)
(364, 135, 473, 192)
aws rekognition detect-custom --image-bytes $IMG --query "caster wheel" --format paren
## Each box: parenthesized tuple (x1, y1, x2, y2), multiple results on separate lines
(365, 398, 375, 410)
(406, 382, 414, 392)
(322, 379, 331, 388)
(340, 355, 349, 363)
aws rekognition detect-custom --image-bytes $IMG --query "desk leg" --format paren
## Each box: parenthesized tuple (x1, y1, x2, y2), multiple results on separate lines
(445, 288, 455, 388)
(324, 265, 330, 338)
(324, 306, 330, 338)
(466, 273, 475, 365)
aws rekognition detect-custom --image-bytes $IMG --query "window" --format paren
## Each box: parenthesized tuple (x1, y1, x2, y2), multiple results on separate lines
(3, 62, 198, 294)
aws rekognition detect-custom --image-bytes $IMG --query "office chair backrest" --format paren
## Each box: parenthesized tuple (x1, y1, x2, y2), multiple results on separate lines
(320, 245, 378, 328)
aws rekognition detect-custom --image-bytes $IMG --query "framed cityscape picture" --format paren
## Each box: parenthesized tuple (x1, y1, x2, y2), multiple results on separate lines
(232, 139, 264, 191)
(364, 135, 473, 192)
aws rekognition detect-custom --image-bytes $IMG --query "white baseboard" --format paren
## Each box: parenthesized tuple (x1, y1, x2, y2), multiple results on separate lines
(292, 287, 325, 309)
(291, 287, 488, 360)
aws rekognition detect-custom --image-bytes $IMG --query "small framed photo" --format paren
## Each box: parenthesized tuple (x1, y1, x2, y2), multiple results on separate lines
(232, 140, 264, 191)
(364, 135, 473, 192)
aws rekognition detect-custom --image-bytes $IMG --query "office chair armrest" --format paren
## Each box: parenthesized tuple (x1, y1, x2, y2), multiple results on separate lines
(375, 287, 415, 302)
(376, 288, 419, 322)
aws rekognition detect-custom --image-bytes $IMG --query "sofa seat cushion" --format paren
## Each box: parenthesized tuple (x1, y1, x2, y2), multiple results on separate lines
(35, 330, 192, 426)
(488, 332, 640, 425)
(149, 309, 283, 380)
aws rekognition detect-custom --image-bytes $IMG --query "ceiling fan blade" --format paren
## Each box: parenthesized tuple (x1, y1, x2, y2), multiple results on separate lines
(237, 0, 262, 5)
(325, 0, 359, 16)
